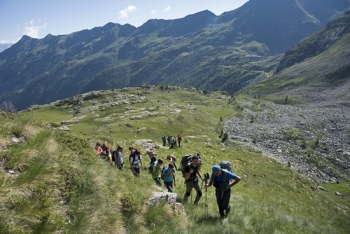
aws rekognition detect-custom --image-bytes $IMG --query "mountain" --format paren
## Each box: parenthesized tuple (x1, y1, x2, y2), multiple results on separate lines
(0, 43, 13, 53)
(276, 10, 350, 73)
(0, 0, 349, 111)
(245, 9, 350, 103)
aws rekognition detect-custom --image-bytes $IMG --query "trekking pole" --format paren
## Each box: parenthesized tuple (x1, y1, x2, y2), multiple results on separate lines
(205, 173, 209, 217)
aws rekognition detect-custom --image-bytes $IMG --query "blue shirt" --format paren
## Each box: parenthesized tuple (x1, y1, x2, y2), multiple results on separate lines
(162, 167, 176, 182)
(210, 169, 237, 182)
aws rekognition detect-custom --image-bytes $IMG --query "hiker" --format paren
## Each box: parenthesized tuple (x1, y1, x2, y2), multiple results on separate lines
(166, 155, 178, 170)
(204, 165, 241, 218)
(162, 135, 166, 146)
(94, 142, 102, 158)
(145, 149, 157, 163)
(183, 155, 204, 204)
(129, 148, 142, 177)
(162, 163, 176, 192)
(101, 143, 111, 157)
(177, 135, 182, 147)
(167, 136, 172, 147)
(115, 146, 124, 170)
(151, 159, 163, 187)
(171, 137, 176, 148)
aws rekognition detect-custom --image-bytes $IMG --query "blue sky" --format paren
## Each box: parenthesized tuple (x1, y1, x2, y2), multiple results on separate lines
(0, 0, 248, 44)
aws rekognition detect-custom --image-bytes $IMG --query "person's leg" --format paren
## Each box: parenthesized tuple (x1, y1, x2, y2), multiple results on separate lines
(154, 178, 162, 187)
(183, 181, 193, 203)
(222, 189, 231, 216)
(134, 168, 140, 177)
(193, 180, 202, 204)
(165, 181, 173, 192)
(215, 189, 224, 217)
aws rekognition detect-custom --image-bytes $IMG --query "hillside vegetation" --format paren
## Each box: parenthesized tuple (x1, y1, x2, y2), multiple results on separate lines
(1, 87, 349, 233)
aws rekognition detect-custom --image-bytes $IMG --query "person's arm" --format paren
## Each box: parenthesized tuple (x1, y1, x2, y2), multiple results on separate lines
(173, 171, 176, 186)
(205, 179, 214, 189)
(229, 176, 241, 188)
(196, 169, 204, 180)
(184, 167, 192, 181)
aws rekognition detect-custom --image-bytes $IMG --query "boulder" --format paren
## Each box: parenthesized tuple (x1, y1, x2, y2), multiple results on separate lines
(146, 192, 186, 216)
(58, 126, 70, 131)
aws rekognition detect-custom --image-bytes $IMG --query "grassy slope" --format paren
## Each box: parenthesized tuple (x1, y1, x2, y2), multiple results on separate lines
(1, 88, 349, 233)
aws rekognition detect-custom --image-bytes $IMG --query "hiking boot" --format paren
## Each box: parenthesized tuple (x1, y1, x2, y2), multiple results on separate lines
(225, 206, 231, 216)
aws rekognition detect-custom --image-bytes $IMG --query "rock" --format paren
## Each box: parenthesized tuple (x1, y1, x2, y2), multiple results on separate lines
(146, 192, 177, 206)
(335, 191, 342, 196)
(58, 126, 70, 131)
(317, 186, 325, 191)
(11, 137, 20, 143)
(125, 123, 133, 127)
(171, 202, 187, 216)
(8, 170, 15, 174)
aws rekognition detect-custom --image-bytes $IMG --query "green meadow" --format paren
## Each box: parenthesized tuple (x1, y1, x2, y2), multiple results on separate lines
(0, 87, 349, 233)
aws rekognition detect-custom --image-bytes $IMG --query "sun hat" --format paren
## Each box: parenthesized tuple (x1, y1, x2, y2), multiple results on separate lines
(212, 165, 221, 173)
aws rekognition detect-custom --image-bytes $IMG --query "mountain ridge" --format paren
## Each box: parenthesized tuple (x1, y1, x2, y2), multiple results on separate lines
(1, 0, 349, 111)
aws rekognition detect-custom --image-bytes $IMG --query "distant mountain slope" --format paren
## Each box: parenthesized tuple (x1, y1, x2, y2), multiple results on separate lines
(0, 0, 349, 111)
(276, 10, 350, 73)
(244, 11, 350, 104)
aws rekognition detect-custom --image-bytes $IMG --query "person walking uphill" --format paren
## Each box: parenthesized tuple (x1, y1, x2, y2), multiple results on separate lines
(162, 163, 176, 192)
(129, 149, 142, 177)
(162, 135, 166, 147)
(151, 159, 163, 187)
(177, 135, 182, 147)
(183, 155, 203, 204)
(204, 165, 241, 218)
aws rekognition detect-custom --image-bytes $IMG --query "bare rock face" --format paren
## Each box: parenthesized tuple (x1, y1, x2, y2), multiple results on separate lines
(224, 94, 350, 183)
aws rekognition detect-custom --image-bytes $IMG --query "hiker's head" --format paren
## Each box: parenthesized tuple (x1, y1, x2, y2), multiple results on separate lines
(135, 150, 141, 155)
(129, 146, 133, 151)
(158, 159, 163, 165)
(168, 163, 174, 169)
(117, 146, 123, 152)
(191, 155, 199, 166)
(212, 165, 221, 176)
(95, 142, 101, 147)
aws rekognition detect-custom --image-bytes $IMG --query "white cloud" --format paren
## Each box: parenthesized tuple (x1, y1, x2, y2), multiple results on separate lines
(151, 10, 157, 18)
(118, 5, 137, 19)
(164, 6, 170, 12)
(23, 20, 47, 38)
(0, 39, 18, 44)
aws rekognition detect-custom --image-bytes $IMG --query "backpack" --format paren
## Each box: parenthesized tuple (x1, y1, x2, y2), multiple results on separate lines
(112, 150, 118, 162)
(161, 166, 168, 180)
(213, 161, 232, 190)
(149, 161, 157, 174)
(180, 155, 192, 177)
(219, 161, 232, 173)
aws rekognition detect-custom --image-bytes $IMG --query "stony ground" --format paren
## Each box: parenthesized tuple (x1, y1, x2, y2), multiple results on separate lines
(224, 81, 350, 183)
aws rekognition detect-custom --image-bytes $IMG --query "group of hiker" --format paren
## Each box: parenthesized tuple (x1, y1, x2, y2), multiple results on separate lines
(162, 135, 182, 148)
(93, 141, 241, 218)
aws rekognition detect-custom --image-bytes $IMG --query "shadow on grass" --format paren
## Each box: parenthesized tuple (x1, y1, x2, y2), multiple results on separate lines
(195, 215, 222, 224)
